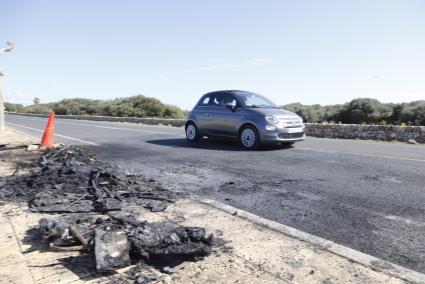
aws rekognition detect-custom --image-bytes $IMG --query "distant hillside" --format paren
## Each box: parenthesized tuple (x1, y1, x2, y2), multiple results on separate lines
(5, 95, 187, 119)
(283, 98, 425, 126)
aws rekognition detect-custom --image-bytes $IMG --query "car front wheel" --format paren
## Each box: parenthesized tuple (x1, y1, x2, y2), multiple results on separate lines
(240, 125, 260, 149)
(186, 122, 200, 142)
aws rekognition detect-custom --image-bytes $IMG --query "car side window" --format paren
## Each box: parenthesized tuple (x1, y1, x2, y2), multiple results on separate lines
(212, 95, 221, 107)
(199, 96, 211, 106)
(212, 94, 237, 107)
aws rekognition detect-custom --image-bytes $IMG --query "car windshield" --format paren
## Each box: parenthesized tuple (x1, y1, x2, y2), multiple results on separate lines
(233, 91, 278, 108)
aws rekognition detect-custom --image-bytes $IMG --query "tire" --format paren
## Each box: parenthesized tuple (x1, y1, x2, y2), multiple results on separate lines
(239, 125, 261, 150)
(185, 122, 200, 142)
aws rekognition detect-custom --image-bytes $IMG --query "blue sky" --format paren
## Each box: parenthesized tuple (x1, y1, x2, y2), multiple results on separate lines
(1, 0, 424, 110)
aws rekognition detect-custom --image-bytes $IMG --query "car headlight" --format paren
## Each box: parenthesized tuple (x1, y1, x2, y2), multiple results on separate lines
(265, 115, 278, 125)
(265, 125, 277, 131)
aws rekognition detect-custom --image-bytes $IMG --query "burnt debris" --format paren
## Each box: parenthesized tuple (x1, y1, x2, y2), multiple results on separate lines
(0, 146, 179, 213)
(38, 214, 213, 272)
(1, 146, 218, 281)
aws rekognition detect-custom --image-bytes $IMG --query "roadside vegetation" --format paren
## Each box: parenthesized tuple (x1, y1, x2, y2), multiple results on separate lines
(5, 95, 187, 119)
(5, 96, 425, 125)
(283, 98, 425, 125)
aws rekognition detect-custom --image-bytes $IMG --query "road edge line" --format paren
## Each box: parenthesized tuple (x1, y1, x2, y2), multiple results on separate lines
(198, 198, 425, 284)
(7, 123, 100, 146)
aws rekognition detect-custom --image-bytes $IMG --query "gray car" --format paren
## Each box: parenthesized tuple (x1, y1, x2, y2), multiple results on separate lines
(185, 90, 305, 149)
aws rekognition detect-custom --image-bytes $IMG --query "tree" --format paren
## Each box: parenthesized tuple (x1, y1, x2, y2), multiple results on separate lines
(4, 102, 25, 112)
(397, 101, 425, 125)
(7, 95, 424, 125)
(337, 98, 385, 124)
(164, 104, 186, 119)
(282, 103, 342, 123)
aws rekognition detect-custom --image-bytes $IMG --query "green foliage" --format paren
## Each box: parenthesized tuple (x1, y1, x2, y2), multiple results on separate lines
(283, 103, 343, 123)
(283, 99, 425, 125)
(24, 104, 53, 114)
(395, 101, 425, 126)
(6, 95, 187, 119)
(163, 104, 186, 119)
(53, 98, 105, 115)
(4, 102, 26, 112)
(336, 98, 390, 124)
(5, 95, 424, 125)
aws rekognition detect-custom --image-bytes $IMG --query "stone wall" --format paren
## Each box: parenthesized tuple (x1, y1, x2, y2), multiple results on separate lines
(305, 123, 425, 143)
(6, 112, 425, 143)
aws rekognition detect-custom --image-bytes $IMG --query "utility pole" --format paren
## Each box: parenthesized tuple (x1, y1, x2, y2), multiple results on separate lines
(0, 41, 14, 132)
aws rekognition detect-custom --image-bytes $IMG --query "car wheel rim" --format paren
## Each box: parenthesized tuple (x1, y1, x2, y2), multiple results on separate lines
(186, 125, 196, 140)
(241, 128, 256, 148)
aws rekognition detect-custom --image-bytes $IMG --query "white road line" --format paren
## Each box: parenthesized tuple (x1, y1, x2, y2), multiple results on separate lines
(9, 115, 184, 130)
(54, 121, 185, 136)
(7, 122, 100, 146)
(296, 147, 425, 162)
(6, 114, 184, 132)
(306, 136, 425, 149)
(384, 215, 425, 227)
(7, 116, 184, 136)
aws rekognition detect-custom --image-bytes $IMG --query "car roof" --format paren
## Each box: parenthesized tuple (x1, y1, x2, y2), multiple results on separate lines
(203, 90, 249, 97)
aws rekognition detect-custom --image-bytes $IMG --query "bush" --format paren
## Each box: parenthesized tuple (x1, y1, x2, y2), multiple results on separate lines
(4, 102, 26, 112)
(24, 104, 53, 115)
(282, 99, 425, 125)
(283, 103, 343, 123)
(336, 98, 392, 124)
(6, 96, 424, 125)
(5, 95, 187, 119)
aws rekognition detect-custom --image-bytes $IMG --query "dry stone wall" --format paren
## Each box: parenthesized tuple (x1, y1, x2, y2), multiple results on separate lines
(305, 123, 425, 143)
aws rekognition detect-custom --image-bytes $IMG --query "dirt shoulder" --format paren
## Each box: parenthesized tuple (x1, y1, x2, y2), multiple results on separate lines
(0, 128, 423, 284)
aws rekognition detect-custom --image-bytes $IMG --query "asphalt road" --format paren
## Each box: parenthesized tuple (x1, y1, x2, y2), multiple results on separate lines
(6, 114, 425, 273)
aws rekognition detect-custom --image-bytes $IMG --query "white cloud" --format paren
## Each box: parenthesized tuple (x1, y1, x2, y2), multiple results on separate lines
(135, 57, 278, 84)
(242, 57, 279, 66)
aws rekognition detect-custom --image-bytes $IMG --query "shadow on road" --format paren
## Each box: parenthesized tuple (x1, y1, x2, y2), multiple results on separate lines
(145, 138, 293, 151)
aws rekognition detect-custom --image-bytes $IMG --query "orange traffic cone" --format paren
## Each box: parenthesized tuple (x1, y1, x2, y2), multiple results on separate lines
(40, 112, 55, 148)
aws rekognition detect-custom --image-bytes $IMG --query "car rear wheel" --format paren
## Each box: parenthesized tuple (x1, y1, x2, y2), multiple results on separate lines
(186, 122, 200, 142)
(240, 125, 260, 149)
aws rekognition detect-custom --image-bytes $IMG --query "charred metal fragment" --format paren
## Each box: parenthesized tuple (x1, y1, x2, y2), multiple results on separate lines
(94, 225, 130, 272)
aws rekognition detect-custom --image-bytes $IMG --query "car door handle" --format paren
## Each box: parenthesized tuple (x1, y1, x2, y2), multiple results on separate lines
(205, 113, 212, 116)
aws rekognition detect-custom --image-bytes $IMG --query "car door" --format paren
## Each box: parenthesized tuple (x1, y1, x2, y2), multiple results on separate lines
(206, 93, 241, 137)
(191, 95, 214, 134)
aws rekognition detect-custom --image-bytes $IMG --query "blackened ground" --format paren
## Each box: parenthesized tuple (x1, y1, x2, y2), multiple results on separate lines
(6, 114, 425, 273)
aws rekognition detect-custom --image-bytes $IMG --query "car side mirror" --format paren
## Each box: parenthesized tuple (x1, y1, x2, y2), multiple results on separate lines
(225, 103, 236, 112)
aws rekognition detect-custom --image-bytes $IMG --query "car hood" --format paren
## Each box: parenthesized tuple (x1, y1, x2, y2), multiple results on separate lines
(250, 108, 301, 119)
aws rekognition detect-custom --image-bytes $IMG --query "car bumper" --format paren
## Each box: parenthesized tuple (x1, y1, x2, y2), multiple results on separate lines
(260, 126, 306, 143)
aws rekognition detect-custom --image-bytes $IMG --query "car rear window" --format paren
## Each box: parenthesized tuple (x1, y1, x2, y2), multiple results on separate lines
(199, 96, 210, 106)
